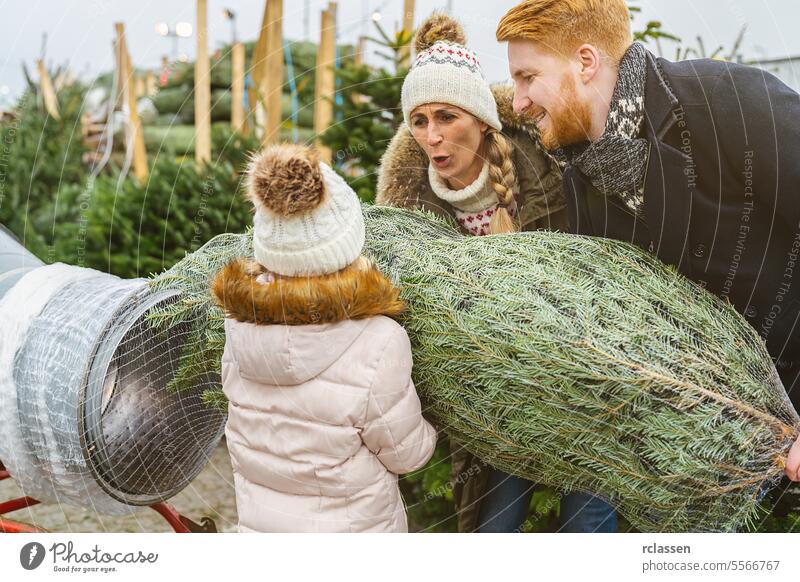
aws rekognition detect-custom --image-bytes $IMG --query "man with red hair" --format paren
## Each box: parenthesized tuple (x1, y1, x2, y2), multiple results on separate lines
(498, 0, 800, 493)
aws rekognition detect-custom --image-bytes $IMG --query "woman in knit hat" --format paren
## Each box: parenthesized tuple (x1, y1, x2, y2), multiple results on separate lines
(212, 143, 437, 532)
(378, 13, 568, 235)
(377, 13, 616, 533)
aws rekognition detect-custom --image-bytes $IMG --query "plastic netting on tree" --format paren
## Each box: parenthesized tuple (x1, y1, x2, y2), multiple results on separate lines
(148, 205, 800, 532)
(147, 231, 253, 409)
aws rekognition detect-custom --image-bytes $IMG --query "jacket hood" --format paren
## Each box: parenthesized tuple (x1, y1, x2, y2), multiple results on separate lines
(376, 84, 544, 209)
(222, 316, 371, 385)
(212, 258, 406, 385)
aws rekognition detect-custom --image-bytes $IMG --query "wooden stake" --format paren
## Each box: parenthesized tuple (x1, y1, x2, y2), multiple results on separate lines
(251, 1, 271, 139)
(399, 0, 415, 67)
(145, 71, 157, 96)
(231, 42, 246, 134)
(313, 8, 335, 163)
(252, 2, 270, 91)
(263, 0, 284, 146)
(354, 35, 366, 66)
(115, 23, 148, 181)
(125, 51, 149, 182)
(352, 36, 366, 104)
(114, 39, 127, 111)
(134, 74, 146, 98)
(195, 0, 211, 164)
(54, 70, 65, 92)
(36, 60, 60, 120)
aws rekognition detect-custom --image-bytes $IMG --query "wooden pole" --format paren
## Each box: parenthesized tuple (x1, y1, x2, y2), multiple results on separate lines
(352, 35, 366, 104)
(125, 51, 149, 182)
(231, 42, 246, 134)
(313, 7, 335, 163)
(354, 36, 365, 66)
(251, 1, 271, 139)
(252, 2, 270, 90)
(263, 0, 284, 146)
(54, 70, 65, 92)
(114, 39, 127, 111)
(36, 60, 60, 120)
(134, 74, 146, 98)
(195, 0, 211, 164)
(54, 67, 75, 91)
(115, 23, 148, 182)
(145, 71, 157, 96)
(399, 0, 415, 67)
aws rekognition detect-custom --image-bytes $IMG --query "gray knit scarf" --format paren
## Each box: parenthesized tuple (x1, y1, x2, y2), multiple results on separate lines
(559, 42, 649, 216)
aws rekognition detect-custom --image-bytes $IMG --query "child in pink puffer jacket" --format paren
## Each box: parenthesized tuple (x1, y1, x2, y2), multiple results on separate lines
(212, 144, 437, 532)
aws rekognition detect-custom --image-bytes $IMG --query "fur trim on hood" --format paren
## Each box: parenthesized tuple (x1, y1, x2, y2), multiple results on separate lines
(376, 84, 560, 214)
(212, 258, 406, 326)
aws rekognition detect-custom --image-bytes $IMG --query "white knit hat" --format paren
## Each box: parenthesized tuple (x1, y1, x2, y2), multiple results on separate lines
(246, 144, 365, 277)
(401, 14, 501, 132)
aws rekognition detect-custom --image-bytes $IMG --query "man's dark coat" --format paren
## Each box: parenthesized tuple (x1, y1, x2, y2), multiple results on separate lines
(564, 55, 800, 408)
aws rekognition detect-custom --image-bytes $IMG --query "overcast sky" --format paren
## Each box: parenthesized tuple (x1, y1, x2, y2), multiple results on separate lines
(2, 0, 800, 107)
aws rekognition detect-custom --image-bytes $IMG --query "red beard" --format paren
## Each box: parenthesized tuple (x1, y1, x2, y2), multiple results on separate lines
(539, 74, 593, 150)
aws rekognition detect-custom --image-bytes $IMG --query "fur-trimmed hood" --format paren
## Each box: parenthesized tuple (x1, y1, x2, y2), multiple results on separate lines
(217, 260, 436, 532)
(376, 84, 565, 229)
(211, 257, 406, 326)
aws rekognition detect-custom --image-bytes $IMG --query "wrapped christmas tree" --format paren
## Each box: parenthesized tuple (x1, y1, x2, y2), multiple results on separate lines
(148, 205, 799, 532)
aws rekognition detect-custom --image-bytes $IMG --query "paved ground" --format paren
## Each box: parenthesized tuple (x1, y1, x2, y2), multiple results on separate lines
(0, 439, 238, 533)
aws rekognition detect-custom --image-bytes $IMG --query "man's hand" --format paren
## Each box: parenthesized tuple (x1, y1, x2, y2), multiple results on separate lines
(786, 435, 800, 481)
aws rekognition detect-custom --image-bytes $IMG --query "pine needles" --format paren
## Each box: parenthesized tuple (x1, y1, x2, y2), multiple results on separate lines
(147, 205, 800, 532)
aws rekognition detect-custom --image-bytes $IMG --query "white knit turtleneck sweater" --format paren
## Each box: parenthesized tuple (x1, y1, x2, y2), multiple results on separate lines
(428, 162, 517, 237)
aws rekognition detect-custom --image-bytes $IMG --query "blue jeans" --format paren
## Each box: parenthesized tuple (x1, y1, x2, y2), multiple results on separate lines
(476, 468, 617, 532)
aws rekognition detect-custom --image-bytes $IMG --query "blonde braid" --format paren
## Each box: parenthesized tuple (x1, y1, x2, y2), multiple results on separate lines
(484, 129, 520, 234)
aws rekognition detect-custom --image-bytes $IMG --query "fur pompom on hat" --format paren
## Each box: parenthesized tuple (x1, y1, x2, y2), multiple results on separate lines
(414, 13, 466, 53)
(246, 144, 365, 277)
(246, 143, 326, 216)
(401, 13, 501, 131)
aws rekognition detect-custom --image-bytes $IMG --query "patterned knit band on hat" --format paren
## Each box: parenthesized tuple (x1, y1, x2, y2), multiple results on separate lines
(401, 14, 501, 132)
(246, 144, 365, 277)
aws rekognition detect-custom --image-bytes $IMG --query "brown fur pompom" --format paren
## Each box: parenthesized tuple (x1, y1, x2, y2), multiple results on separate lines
(246, 143, 326, 216)
(414, 13, 467, 53)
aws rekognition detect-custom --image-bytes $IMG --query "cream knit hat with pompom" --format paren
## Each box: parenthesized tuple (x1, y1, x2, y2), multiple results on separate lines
(245, 144, 365, 277)
(401, 13, 501, 132)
